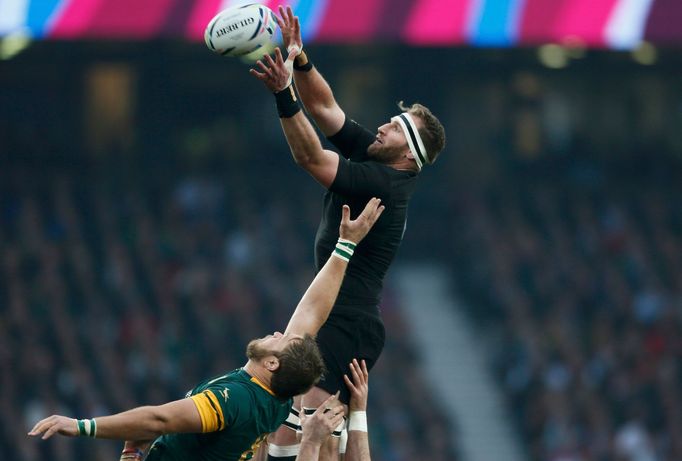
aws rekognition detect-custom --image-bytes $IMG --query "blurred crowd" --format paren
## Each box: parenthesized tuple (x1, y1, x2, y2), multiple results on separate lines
(0, 153, 457, 461)
(449, 158, 682, 461)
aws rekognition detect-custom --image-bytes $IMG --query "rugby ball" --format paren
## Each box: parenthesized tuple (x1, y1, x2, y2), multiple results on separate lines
(204, 4, 278, 57)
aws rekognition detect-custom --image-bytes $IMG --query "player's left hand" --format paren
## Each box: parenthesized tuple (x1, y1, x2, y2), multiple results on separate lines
(249, 47, 297, 93)
(28, 415, 78, 439)
(276, 6, 303, 55)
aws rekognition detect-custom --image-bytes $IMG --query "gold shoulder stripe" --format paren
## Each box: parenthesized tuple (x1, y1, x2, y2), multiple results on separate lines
(250, 377, 275, 396)
(190, 391, 225, 432)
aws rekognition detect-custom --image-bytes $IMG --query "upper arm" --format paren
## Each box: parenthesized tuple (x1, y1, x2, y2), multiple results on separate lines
(155, 398, 204, 434)
(309, 103, 346, 138)
(301, 149, 340, 189)
(189, 385, 251, 433)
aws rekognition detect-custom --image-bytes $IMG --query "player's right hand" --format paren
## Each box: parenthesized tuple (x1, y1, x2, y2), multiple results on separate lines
(344, 359, 370, 412)
(28, 415, 78, 439)
(276, 6, 303, 55)
(339, 198, 384, 245)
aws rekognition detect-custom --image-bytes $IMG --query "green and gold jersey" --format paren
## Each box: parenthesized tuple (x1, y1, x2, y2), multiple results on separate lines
(146, 368, 292, 461)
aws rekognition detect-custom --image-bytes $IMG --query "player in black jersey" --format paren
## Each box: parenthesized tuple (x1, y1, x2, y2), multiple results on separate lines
(250, 6, 446, 461)
(28, 199, 384, 461)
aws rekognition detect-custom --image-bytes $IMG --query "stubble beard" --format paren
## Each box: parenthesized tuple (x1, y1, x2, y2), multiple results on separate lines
(246, 339, 273, 361)
(367, 143, 404, 164)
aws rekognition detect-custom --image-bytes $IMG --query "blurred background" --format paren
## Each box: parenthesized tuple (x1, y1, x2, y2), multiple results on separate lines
(1, 1, 682, 460)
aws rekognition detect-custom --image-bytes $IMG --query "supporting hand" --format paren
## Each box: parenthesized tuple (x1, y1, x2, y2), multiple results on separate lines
(339, 198, 385, 245)
(344, 359, 369, 412)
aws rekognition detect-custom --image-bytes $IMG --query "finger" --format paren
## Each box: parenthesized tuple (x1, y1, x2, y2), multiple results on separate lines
(294, 16, 301, 36)
(361, 359, 369, 380)
(273, 47, 284, 64)
(350, 361, 361, 384)
(264, 52, 277, 67)
(29, 418, 52, 436)
(248, 69, 268, 80)
(42, 422, 58, 440)
(359, 198, 380, 219)
(28, 420, 43, 435)
(343, 374, 357, 393)
(319, 392, 340, 412)
(287, 6, 295, 23)
(330, 403, 344, 415)
(328, 412, 345, 429)
(255, 59, 272, 74)
(372, 204, 385, 222)
(341, 204, 350, 226)
(276, 6, 286, 26)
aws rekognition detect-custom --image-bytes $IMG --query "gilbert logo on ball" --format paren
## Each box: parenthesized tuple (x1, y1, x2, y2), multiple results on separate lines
(205, 3, 278, 57)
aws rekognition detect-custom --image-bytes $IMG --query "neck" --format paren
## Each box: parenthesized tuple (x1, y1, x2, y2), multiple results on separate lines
(243, 360, 272, 388)
(386, 158, 419, 172)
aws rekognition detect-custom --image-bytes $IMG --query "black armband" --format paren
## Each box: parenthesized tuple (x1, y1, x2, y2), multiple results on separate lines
(293, 51, 313, 72)
(274, 85, 301, 118)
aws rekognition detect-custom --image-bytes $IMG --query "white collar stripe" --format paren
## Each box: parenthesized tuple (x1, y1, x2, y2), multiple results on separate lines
(393, 113, 428, 169)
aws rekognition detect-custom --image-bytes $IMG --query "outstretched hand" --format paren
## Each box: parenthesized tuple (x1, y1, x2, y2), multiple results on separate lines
(339, 198, 384, 245)
(344, 359, 369, 412)
(276, 6, 303, 55)
(28, 415, 78, 439)
(249, 47, 297, 93)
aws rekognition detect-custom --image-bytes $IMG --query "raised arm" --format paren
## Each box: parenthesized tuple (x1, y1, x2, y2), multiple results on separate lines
(284, 198, 384, 337)
(29, 398, 201, 442)
(277, 6, 346, 137)
(343, 359, 372, 461)
(250, 47, 339, 188)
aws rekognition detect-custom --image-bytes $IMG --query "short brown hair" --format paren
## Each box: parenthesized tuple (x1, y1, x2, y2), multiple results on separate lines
(270, 335, 326, 399)
(398, 101, 446, 165)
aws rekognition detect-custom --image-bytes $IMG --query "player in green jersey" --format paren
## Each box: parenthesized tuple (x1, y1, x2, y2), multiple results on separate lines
(28, 199, 385, 461)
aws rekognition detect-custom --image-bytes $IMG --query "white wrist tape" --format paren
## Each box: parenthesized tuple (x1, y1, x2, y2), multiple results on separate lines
(268, 443, 301, 457)
(348, 411, 367, 432)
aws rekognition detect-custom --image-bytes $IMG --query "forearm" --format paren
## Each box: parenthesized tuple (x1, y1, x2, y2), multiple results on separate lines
(285, 254, 347, 336)
(295, 440, 322, 461)
(293, 53, 336, 114)
(93, 406, 169, 440)
(280, 110, 325, 166)
(345, 431, 371, 461)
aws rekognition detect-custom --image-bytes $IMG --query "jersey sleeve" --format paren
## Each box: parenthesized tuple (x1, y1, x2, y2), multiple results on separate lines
(330, 158, 392, 200)
(327, 117, 376, 162)
(190, 383, 252, 433)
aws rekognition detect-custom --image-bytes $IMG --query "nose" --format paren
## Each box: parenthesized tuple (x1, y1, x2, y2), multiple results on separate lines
(273, 331, 283, 338)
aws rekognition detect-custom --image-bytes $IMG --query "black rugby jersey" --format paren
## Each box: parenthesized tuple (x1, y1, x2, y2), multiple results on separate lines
(314, 117, 418, 312)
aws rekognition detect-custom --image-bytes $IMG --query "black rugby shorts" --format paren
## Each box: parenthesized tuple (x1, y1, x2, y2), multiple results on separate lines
(314, 307, 385, 404)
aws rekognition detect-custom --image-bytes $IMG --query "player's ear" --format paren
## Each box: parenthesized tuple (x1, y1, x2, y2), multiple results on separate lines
(264, 356, 280, 372)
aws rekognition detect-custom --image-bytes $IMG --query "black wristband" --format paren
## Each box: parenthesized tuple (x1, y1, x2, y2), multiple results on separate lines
(293, 50, 313, 72)
(293, 60, 313, 72)
(274, 85, 301, 118)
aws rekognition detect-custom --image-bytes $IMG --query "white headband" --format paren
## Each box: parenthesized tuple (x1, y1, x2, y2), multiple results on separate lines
(391, 112, 428, 170)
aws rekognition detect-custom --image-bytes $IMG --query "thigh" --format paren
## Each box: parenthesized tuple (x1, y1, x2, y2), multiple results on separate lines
(316, 313, 385, 404)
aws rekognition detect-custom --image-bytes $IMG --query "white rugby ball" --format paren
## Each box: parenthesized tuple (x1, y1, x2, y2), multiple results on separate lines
(204, 3, 278, 57)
